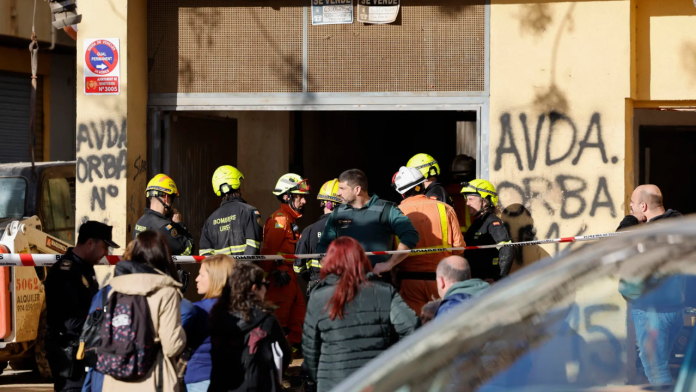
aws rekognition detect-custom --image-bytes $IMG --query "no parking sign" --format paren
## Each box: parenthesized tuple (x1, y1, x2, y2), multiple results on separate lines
(84, 38, 120, 95)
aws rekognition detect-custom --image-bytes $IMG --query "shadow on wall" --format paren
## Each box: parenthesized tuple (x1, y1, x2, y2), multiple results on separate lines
(500, 204, 550, 274)
(515, 4, 553, 37)
(682, 41, 696, 86)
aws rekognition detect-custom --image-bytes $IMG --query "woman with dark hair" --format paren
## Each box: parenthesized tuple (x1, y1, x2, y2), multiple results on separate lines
(208, 263, 291, 392)
(302, 237, 419, 391)
(98, 230, 186, 392)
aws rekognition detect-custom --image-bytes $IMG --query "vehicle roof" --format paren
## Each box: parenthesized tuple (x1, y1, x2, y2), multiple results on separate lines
(0, 161, 76, 177)
(334, 215, 696, 392)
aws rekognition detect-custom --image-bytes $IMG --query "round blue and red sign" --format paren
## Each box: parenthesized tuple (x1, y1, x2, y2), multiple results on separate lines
(85, 40, 119, 75)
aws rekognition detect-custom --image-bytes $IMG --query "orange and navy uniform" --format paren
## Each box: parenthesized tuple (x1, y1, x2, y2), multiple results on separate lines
(261, 203, 306, 346)
(397, 195, 465, 313)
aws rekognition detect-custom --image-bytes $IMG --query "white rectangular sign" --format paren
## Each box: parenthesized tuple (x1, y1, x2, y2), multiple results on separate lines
(357, 0, 400, 24)
(84, 38, 120, 95)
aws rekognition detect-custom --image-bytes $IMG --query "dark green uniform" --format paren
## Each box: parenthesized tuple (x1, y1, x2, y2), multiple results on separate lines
(133, 208, 194, 256)
(317, 195, 419, 266)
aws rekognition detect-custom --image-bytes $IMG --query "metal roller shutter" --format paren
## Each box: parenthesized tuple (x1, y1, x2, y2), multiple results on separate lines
(0, 71, 43, 163)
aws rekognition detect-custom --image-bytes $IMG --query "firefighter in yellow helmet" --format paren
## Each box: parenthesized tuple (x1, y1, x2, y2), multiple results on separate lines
(261, 173, 310, 349)
(407, 153, 453, 207)
(293, 179, 341, 295)
(133, 174, 194, 255)
(461, 179, 513, 282)
(447, 154, 476, 235)
(199, 165, 263, 256)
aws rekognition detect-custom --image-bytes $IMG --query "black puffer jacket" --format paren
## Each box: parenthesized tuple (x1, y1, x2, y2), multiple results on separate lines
(302, 273, 419, 391)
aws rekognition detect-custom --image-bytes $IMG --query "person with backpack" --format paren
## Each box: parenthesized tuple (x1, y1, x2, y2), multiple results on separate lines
(208, 262, 292, 392)
(97, 231, 186, 392)
(303, 237, 419, 391)
(183, 254, 236, 392)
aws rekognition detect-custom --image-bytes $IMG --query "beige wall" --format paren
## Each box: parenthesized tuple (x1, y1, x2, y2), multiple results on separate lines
(636, 0, 696, 101)
(218, 111, 290, 220)
(75, 0, 147, 250)
(490, 1, 632, 382)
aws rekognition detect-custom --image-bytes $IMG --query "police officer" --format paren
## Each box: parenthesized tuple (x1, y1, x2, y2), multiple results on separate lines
(461, 179, 513, 282)
(317, 169, 420, 275)
(45, 221, 119, 392)
(407, 153, 454, 207)
(200, 165, 263, 256)
(294, 179, 342, 295)
(134, 174, 194, 256)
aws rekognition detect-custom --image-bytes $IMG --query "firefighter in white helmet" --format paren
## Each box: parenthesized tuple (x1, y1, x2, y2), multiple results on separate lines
(391, 166, 465, 313)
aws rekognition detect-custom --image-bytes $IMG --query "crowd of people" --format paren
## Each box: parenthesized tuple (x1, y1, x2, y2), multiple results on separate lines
(40, 152, 682, 391)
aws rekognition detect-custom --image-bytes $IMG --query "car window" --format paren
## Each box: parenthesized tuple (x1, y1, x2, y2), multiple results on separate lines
(394, 273, 696, 392)
(0, 177, 27, 219)
(41, 177, 76, 244)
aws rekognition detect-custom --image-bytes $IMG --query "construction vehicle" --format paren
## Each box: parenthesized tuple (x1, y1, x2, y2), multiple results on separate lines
(0, 161, 76, 377)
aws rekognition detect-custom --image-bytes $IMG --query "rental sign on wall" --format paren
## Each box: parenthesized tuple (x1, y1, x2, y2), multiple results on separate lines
(84, 38, 120, 95)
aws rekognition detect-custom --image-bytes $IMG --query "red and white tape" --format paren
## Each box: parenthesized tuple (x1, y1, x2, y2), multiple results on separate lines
(0, 232, 622, 267)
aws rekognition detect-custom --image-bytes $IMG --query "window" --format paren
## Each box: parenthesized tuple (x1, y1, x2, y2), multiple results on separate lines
(41, 178, 76, 244)
(0, 177, 27, 219)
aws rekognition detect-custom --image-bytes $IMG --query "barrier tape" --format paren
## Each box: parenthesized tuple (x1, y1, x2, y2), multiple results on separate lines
(0, 232, 623, 267)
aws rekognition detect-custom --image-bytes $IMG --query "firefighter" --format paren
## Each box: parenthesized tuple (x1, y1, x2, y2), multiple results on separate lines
(133, 174, 194, 255)
(446, 154, 476, 235)
(392, 167, 465, 313)
(461, 179, 513, 282)
(294, 179, 341, 295)
(199, 165, 263, 256)
(261, 173, 310, 349)
(407, 153, 453, 207)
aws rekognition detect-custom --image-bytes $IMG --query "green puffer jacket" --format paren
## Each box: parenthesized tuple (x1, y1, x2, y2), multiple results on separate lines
(302, 273, 419, 392)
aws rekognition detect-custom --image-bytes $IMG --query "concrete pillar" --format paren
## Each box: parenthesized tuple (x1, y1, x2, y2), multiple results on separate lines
(75, 0, 148, 251)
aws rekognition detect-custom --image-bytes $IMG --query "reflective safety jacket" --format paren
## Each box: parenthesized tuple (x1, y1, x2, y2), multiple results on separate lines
(425, 181, 453, 207)
(261, 204, 302, 272)
(294, 213, 330, 282)
(464, 210, 513, 281)
(397, 195, 465, 273)
(199, 196, 263, 256)
(134, 209, 194, 256)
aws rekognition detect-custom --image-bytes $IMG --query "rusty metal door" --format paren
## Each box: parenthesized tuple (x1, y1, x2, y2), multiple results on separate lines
(166, 114, 238, 255)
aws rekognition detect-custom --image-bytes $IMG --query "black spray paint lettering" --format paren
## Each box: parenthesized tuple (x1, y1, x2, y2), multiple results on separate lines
(495, 111, 615, 170)
(77, 119, 127, 212)
(133, 156, 147, 181)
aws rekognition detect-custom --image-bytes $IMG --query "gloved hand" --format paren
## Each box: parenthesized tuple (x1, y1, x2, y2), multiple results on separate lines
(270, 270, 292, 288)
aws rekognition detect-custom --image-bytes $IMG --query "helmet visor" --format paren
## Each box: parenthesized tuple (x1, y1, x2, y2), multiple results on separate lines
(293, 179, 311, 194)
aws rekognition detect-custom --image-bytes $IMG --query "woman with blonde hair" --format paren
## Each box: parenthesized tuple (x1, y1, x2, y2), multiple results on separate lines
(183, 254, 236, 392)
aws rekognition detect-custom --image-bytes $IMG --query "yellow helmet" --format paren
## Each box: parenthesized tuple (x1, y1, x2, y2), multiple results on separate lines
(461, 179, 498, 206)
(318, 179, 341, 203)
(273, 173, 310, 196)
(212, 165, 244, 196)
(407, 153, 441, 178)
(146, 174, 179, 197)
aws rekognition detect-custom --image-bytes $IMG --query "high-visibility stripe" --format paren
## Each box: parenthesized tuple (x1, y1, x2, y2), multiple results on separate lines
(308, 259, 322, 268)
(199, 249, 214, 256)
(293, 265, 306, 273)
(246, 239, 261, 249)
(496, 241, 511, 250)
(437, 203, 448, 248)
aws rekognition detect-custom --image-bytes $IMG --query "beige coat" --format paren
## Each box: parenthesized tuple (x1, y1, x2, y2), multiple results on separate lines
(102, 272, 187, 392)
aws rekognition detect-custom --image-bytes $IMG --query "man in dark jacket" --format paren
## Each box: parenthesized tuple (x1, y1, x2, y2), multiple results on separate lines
(134, 174, 194, 255)
(45, 221, 119, 392)
(200, 165, 263, 256)
(618, 184, 683, 386)
(435, 256, 489, 317)
(294, 179, 342, 295)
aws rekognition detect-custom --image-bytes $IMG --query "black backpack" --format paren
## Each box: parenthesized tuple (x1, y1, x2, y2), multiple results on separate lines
(77, 286, 110, 368)
(96, 290, 160, 381)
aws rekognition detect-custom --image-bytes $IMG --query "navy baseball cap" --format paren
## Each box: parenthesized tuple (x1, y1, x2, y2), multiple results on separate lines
(78, 221, 120, 248)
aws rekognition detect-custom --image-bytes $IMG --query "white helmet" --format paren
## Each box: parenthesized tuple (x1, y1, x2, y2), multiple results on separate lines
(392, 166, 426, 195)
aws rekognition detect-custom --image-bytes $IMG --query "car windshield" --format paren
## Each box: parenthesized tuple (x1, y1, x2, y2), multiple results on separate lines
(0, 177, 26, 219)
(336, 221, 696, 392)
